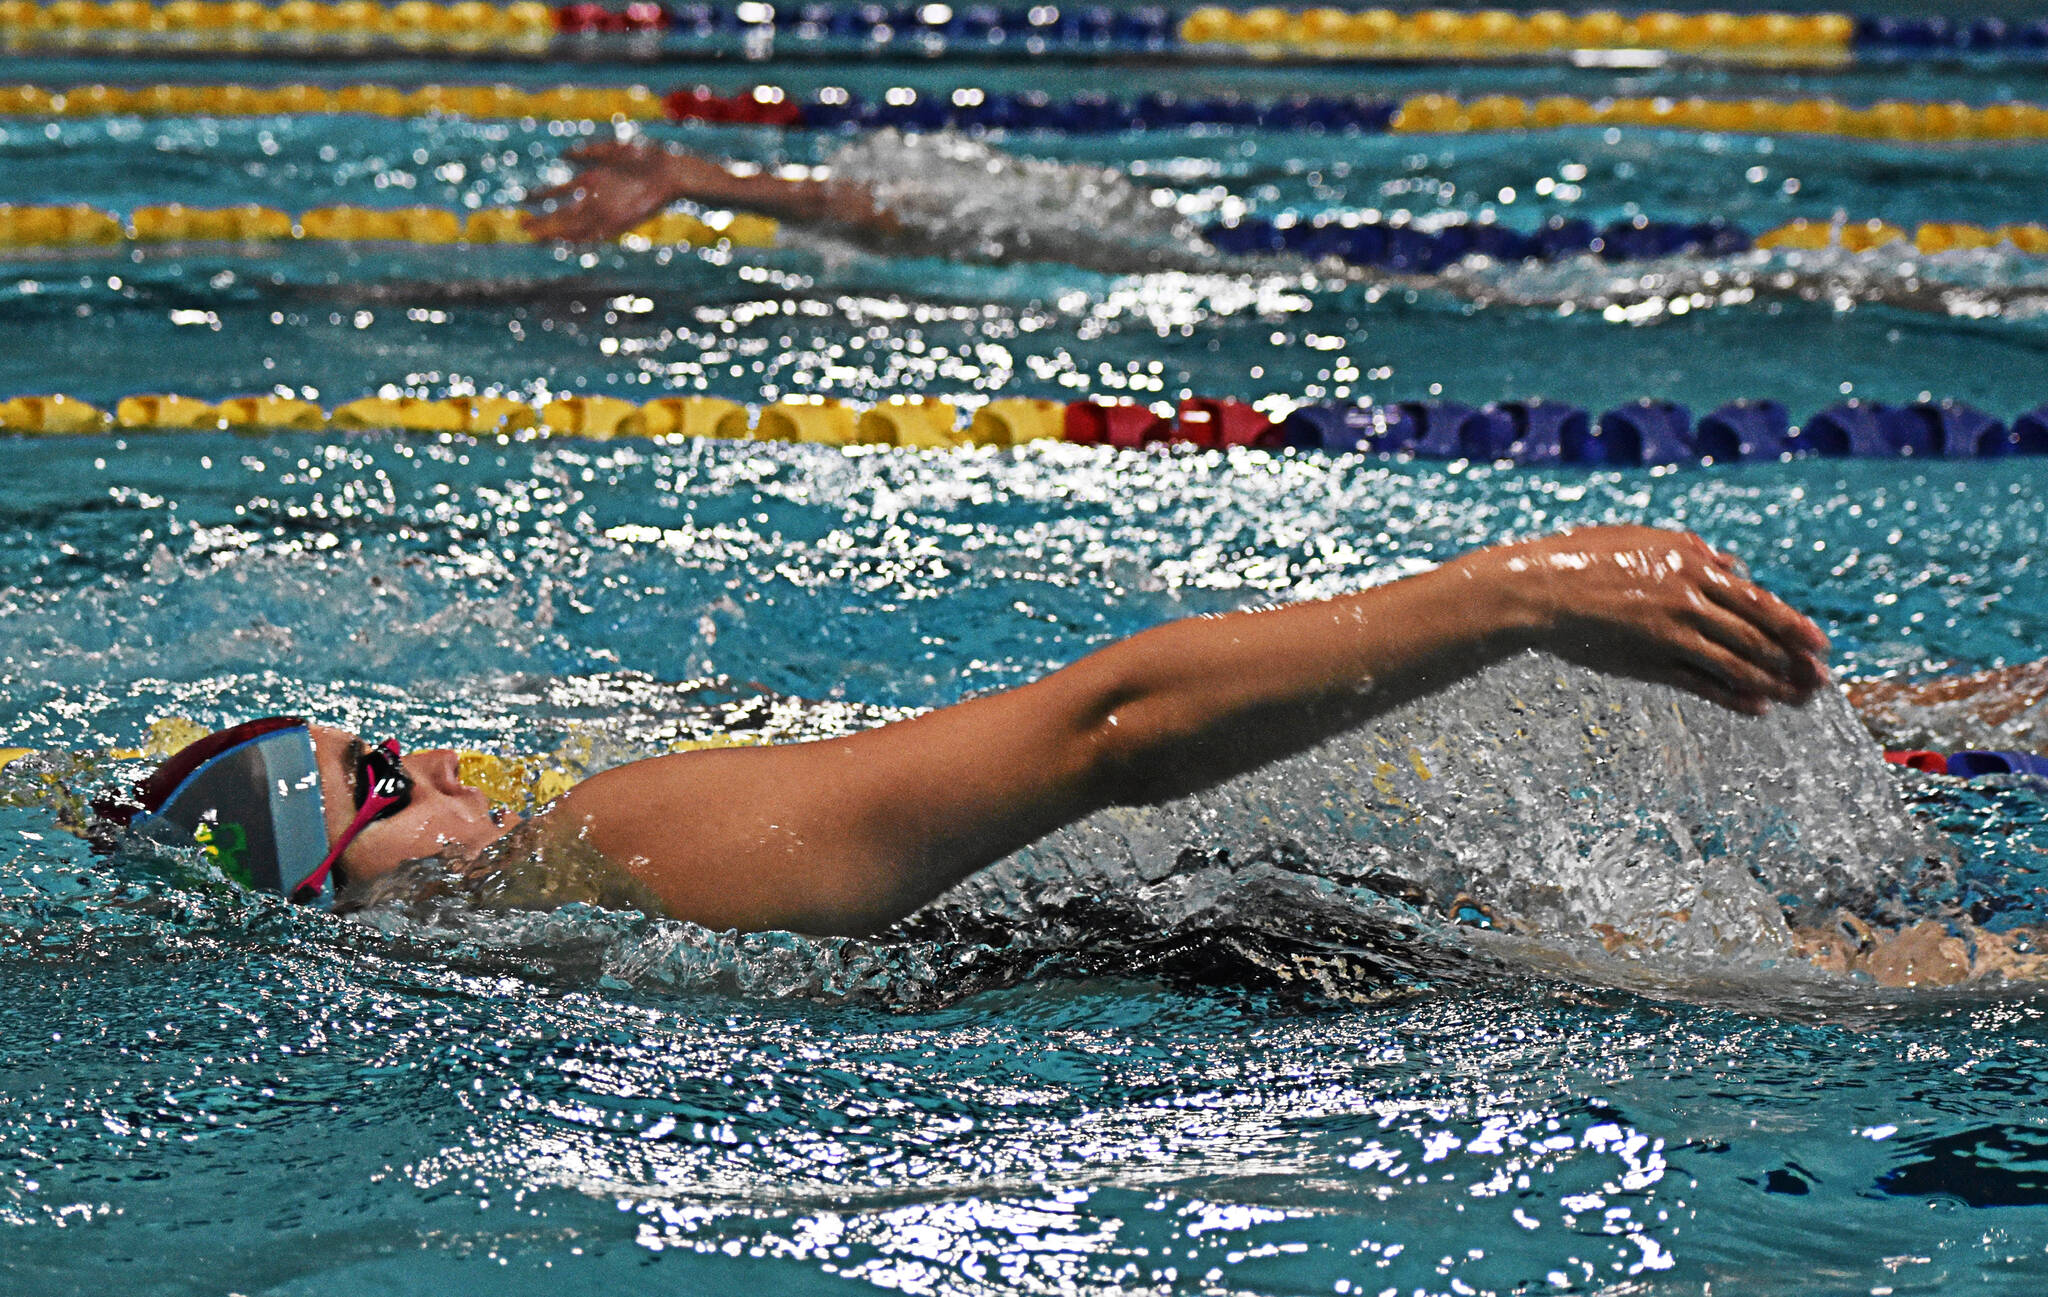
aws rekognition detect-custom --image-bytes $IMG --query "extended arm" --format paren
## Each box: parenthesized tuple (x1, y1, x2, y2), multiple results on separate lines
(522, 139, 901, 242)
(548, 526, 1830, 935)
(1843, 658, 2048, 733)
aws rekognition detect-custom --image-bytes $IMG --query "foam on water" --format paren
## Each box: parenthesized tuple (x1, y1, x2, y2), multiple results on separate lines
(1440, 240, 2048, 324)
(817, 128, 1215, 274)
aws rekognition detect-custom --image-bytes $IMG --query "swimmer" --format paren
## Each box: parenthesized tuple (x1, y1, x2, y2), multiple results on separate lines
(1844, 658, 2048, 752)
(106, 525, 1835, 941)
(526, 135, 2048, 323)
(523, 132, 1209, 272)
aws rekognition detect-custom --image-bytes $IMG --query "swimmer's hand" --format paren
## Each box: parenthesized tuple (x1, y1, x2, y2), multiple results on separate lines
(1466, 525, 1831, 716)
(522, 140, 739, 242)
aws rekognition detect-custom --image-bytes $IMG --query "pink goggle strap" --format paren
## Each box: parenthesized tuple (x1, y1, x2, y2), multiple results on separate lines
(292, 744, 406, 904)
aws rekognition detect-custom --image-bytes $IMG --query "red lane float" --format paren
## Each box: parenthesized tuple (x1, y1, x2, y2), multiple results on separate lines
(1176, 396, 1278, 448)
(556, 1, 666, 32)
(1883, 750, 1949, 774)
(1063, 400, 1171, 448)
(1062, 398, 1281, 449)
(663, 86, 803, 126)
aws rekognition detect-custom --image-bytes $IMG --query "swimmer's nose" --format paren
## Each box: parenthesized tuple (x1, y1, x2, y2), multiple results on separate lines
(409, 748, 468, 794)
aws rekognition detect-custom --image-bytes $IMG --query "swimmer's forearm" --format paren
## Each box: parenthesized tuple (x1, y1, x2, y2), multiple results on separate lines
(554, 559, 1528, 935)
(1050, 527, 1827, 812)
(1048, 552, 1536, 804)
(655, 153, 901, 234)
(755, 557, 1539, 930)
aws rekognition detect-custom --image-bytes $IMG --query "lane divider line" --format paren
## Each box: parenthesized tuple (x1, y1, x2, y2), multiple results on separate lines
(6, 4, 2039, 65)
(4, 201, 2045, 267)
(0, 202, 778, 247)
(6, 391, 2047, 464)
(12, 84, 2048, 146)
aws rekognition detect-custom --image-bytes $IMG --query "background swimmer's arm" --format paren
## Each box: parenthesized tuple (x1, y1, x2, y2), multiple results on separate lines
(549, 526, 1830, 936)
(523, 139, 901, 242)
(1844, 658, 2048, 729)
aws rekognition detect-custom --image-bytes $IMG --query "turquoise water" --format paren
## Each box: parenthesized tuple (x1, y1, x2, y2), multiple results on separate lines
(7, 38, 2048, 1297)
(11, 57, 2048, 416)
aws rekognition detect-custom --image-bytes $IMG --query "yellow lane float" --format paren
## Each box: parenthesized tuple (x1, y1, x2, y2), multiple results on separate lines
(755, 398, 861, 445)
(857, 397, 963, 449)
(1178, 7, 1853, 64)
(0, 203, 774, 250)
(1389, 93, 2048, 142)
(970, 398, 1066, 446)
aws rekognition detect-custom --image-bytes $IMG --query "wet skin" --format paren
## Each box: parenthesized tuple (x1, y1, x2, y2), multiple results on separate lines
(302, 526, 1836, 935)
(308, 727, 504, 889)
(522, 138, 900, 243)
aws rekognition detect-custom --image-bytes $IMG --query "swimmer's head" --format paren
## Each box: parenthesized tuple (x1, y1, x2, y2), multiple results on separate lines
(99, 719, 503, 904)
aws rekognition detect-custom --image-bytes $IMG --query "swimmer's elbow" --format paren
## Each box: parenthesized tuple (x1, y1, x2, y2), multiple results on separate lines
(1057, 661, 1203, 810)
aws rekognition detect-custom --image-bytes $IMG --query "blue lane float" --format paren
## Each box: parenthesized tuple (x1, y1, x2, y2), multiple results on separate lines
(1795, 401, 1899, 457)
(801, 88, 1401, 133)
(1274, 398, 2048, 465)
(1798, 401, 2015, 458)
(1945, 751, 2048, 779)
(1461, 400, 1583, 464)
(1572, 400, 1693, 466)
(1205, 213, 1759, 272)
(1853, 16, 2048, 54)
(1406, 402, 1477, 457)
(1694, 400, 1791, 461)
(661, 2, 1176, 46)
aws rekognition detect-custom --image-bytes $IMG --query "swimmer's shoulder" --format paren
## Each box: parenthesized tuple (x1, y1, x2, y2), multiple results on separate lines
(539, 741, 866, 931)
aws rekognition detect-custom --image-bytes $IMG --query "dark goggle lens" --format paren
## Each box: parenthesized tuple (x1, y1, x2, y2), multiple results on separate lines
(357, 741, 414, 819)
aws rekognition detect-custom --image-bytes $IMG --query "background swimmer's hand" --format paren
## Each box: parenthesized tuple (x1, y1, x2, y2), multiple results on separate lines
(1466, 525, 1832, 716)
(522, 140, 736, 242)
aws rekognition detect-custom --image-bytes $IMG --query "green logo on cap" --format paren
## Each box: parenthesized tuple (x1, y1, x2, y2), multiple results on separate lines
(195, 821, 254, 889)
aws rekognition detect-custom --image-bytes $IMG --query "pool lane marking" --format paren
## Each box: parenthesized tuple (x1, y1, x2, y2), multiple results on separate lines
(8, 84, 2048, 146)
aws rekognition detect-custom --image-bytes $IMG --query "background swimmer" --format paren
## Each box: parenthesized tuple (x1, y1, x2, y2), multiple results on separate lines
(521, 134, 2048, 326)
(110, 525, 1830, 936)
(524, 132, 1210, 271)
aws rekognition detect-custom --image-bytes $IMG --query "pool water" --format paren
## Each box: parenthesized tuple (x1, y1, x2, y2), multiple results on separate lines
(6, 26, 2048, 1297)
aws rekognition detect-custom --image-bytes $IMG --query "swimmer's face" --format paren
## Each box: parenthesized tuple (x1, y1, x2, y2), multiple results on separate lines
(309, 725, 504, 888)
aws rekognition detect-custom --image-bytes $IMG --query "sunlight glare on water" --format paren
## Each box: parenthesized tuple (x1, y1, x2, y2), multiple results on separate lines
(6, 37, 2048, 1297)
(3, 433, 2048, 1295)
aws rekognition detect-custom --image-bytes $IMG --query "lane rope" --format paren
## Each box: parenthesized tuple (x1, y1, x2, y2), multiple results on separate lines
(1178, 6, 1853, 64)
(5, 391, 2047, 464)
(1886, 750, 2048, 778)
(0, 201, 778, 247)
(5, 4, 2041, 65)
(13, 83, 2048, 146)
(4, 200, 2045, 269)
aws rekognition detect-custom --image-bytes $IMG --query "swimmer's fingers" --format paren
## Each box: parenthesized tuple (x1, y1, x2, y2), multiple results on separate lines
(1688, 533, 1744, 575)
(521, 206, 605, 243)
(1668, 632, 1792, 712)
(519, 207, 572, 239)
(564, 139, 659, 165)
(1683, 597, 1803, 700)
(1697, 566, 1832, 682)
(522, 178, 587, 207)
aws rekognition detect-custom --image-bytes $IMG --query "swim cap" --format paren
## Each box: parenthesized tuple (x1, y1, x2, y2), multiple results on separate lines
(102, 717, 336, 905)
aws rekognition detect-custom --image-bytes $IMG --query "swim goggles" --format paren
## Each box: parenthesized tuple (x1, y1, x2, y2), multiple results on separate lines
(289, 738, 412, 904)
(123, 718, 413, 907)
